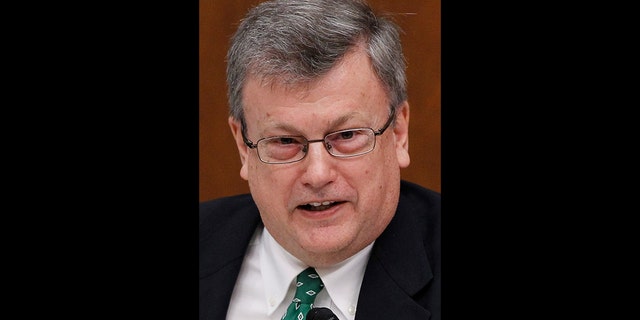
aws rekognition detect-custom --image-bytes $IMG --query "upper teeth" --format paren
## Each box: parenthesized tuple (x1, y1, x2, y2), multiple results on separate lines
(309, 201, 335, 206)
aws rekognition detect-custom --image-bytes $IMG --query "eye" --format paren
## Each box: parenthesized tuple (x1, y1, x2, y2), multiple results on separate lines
(325, 129, 374, 156)
(261, 136, 305, 147)
(278, 137, 296, 145)
(327, 129, 363, 142)
(259, 136, 306, 162)
(338, 130, 354, 140)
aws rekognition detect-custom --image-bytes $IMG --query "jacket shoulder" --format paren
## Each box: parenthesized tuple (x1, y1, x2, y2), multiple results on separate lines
(199, 194, 255, 224)
(400, 180, 441, 211)
(199, 194, 261, 277)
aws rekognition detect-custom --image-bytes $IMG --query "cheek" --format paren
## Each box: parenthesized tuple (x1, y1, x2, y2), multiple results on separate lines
(248, 169, 285, 225)
(361, 140, 398, 178)
(248, 162, 272, 191)
(247, 161, 295, 205)
(356, 142, 402, 203)
(247, 161, 269, 198)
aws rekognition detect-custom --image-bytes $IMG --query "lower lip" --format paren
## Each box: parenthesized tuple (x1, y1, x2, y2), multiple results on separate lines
(297, 202, 345, 220)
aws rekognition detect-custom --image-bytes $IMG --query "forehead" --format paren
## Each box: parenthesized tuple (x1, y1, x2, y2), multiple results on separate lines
(241, 49, 389, 122)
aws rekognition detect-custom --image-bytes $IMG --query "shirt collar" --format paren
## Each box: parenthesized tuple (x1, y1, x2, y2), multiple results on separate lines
(261, 227, 307, 315)
(260, 227, 374, 318)
(315, 242, 373, 318)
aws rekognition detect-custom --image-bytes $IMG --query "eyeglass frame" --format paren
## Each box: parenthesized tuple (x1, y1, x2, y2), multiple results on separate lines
(240, 109, 397, 164)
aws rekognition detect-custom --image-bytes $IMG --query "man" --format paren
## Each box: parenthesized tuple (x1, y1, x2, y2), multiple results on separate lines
(200, 0, 440, 319)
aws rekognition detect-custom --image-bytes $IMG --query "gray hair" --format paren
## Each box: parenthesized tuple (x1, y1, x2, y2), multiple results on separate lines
(226, 0, 407, 122)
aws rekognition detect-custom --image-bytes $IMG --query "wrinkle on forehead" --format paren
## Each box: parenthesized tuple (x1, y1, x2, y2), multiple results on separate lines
(242, 47, 390, 137)
(247, 44, 372, 102)
(258, 111, 368, 137)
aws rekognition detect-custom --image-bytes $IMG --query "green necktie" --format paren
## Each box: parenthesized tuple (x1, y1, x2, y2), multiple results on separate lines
(281, 267, 325, 320)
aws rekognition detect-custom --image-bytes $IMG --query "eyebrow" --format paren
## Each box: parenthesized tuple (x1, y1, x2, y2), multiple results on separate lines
(262, 112, 363, 136)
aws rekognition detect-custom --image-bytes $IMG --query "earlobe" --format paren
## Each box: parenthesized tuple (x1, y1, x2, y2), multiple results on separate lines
(228, 117, 250, 180)
(394, 102, 411, 168)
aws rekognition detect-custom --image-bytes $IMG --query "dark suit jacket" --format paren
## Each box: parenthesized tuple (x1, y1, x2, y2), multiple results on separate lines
(200, 180, 441, 319)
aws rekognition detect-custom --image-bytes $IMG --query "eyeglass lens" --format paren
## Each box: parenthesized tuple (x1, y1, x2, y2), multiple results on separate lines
(257, 128, 375, 163)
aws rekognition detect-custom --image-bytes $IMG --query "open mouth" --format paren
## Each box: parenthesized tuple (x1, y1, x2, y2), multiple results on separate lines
(298, 201, 344, 211)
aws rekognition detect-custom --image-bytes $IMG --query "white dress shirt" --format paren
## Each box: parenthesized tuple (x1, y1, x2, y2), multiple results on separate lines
(225, 226, 373, 320)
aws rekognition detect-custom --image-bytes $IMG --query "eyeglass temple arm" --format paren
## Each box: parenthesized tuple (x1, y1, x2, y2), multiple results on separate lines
(239, 118, 258, 149)
(374, 109, 397, 135)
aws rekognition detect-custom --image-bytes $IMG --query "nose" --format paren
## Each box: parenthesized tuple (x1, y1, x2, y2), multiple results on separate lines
(299, 140, 337, 189)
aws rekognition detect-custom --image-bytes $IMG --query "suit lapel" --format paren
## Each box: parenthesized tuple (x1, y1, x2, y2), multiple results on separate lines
(355, 194, 434, 319)
(200, 197, 262, 320)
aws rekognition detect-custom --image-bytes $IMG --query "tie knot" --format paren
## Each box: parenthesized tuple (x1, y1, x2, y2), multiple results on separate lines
(293, 267, 324, 304)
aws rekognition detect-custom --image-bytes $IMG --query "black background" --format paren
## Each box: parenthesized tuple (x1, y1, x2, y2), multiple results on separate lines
(6, 0, 630, 318)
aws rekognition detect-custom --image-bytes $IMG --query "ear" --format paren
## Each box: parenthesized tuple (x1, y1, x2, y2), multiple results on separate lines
(228, 116, 249, 181)
(393, 101, 410, 168)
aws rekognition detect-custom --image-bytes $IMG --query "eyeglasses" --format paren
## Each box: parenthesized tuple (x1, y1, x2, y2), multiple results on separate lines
(241, 110, 396, 164)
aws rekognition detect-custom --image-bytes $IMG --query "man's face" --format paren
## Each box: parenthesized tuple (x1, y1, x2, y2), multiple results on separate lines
(229, 48, 410, 267)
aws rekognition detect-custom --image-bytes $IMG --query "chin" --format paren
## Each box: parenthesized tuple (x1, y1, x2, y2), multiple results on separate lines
(299, 228, 353, 254)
